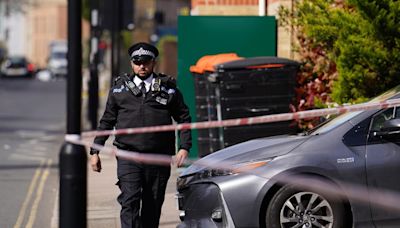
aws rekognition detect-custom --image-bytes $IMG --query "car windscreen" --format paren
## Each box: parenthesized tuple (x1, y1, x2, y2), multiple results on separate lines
(51, 52, 66, 59)
(8, 57, 27, 67)
(309, 111, 363, 135)
(307, 84, 400, 135)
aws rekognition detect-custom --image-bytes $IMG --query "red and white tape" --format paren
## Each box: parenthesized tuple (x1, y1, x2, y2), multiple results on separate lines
(68, 98, 400, 213)
(81, 98, 400, 138)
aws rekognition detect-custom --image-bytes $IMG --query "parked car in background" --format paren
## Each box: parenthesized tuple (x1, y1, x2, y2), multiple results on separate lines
(0, 56, 35, 78)
(47, 40, 67, 78)
(177, 85, 400, 228)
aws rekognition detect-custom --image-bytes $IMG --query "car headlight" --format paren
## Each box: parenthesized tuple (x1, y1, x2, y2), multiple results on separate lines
(195, 159, 273, 179)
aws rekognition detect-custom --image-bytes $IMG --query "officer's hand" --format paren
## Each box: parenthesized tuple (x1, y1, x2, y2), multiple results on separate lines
(90, 154, 102, 172)
(174, 149, 188, 167)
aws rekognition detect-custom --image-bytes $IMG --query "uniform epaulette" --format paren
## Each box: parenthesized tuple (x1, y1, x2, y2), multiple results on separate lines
(113, 73, 129, 86)
(158, 73, 177, 88)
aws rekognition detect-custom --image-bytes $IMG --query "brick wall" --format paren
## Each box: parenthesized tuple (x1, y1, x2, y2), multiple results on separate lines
(191, 5, 259, 15)
(268, 0, 295, 59)
(26, 1, 90, 68)
(191, 0, 261, 15)
(192, 0, 259, 8)
(28, 5, 65, 67)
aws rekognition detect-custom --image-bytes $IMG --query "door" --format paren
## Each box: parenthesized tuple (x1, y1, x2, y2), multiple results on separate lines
(366, 106, 400, 227)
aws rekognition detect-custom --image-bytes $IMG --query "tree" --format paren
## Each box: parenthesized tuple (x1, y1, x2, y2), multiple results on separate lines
(279, 0, 343, 129)
(279, 0, 400, 107)
(82, 0, 90, 21)
(334, 0, 400, 103)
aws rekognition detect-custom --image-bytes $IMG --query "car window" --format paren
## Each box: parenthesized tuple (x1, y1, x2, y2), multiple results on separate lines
(51, 52, 66, 59)
(307, 85, 400, 135)
(310, 111, 363, 135)
(10, 57, 26, 63)
(370, 107, 398, 131)
(7, 57, 27, 67)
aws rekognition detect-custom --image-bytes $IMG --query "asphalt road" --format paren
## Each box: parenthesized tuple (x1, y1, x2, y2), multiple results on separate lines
(0, 77, 66, 228)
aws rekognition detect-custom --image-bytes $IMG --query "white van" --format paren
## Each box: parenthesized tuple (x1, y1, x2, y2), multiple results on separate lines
(47, 41, 67, 77)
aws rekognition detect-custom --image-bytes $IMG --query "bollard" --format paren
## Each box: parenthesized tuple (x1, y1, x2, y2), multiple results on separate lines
(59, 141, 87, 228)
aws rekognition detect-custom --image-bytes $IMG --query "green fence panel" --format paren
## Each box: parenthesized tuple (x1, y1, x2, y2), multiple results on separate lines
(177, 16, 277, 158)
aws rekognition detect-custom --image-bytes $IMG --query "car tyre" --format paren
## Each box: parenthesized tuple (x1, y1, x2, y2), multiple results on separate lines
(266, 183, 345, 228)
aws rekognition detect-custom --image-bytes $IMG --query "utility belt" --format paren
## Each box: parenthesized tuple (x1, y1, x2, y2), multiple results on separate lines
(113, 140, 167, 153)
(113, 141, 137, 152)
(113, 139, 174, 155)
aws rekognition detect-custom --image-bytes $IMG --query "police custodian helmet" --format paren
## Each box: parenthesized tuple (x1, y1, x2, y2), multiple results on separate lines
(128, 42, 159, 62)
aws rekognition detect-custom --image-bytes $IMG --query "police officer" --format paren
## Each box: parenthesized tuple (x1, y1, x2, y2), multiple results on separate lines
(89, 42, 191, 228)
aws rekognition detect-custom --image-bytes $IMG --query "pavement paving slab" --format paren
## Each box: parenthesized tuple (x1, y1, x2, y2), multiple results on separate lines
(87, 153, 180, 228)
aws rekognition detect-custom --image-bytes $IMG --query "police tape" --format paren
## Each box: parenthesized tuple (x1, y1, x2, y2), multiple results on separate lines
(81, 98, 400, 138)
(67, 97, 400, 214)
(66, 136, 400, 213)
(71, 97, 400, 164)
(80, 140, 174, 166)
(68, 131, 400, 214)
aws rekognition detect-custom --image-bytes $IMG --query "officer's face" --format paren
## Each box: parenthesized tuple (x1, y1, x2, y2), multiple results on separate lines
(131, 59, 155, 78)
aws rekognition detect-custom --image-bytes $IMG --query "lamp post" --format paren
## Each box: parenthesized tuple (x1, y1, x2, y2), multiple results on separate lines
(59, 0, 87, 227)
(88, 0, 100, 129)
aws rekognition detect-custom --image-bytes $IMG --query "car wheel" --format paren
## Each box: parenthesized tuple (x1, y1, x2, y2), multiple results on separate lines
(266, 184, 345, 228)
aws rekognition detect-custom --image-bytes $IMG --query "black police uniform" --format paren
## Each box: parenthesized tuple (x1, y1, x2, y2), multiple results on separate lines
(91, 72, 192, 228)
(93, 73, 191, 154)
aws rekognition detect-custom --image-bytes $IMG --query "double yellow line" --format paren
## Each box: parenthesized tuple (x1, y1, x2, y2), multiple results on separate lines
(14, 158, 53, 228)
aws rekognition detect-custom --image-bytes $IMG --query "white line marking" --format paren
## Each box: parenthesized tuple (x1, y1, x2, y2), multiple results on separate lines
(25, 159, 52, 228)
(13, 159, 45, 228)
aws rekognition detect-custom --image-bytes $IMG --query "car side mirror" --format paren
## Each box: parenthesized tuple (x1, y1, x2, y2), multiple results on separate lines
(374, 119, 400, 141)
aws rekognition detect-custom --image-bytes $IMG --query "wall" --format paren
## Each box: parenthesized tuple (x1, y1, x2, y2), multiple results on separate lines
(268, 0, 294, 59)
(191, 0, 261, 15)
(26, 0, 89, 68)
(27, 4, 67, 67)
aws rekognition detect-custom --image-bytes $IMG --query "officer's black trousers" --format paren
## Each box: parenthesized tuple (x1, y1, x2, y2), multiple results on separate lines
(116, 157, 171, 228)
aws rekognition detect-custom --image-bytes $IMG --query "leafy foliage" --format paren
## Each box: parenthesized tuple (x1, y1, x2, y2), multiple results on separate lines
(279, 0, 400, 129)
(82, 0, 90, 21)
(334, 0, 400, 103)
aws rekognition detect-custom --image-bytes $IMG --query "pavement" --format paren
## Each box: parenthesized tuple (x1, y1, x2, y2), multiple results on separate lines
(51, 146, 182, 228)
(87, 152, 181, 228)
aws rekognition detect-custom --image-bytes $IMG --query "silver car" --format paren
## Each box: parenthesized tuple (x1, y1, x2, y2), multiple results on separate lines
(0, 56, 35, 78)
(177, 85, 400, 228)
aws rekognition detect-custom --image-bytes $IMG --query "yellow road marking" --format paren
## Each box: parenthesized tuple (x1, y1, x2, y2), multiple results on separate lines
(25, 159, 52, 228)
(13, 159, 45, 228)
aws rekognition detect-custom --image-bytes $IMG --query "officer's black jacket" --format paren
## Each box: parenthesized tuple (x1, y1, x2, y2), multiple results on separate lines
(93, 73, 192, 155)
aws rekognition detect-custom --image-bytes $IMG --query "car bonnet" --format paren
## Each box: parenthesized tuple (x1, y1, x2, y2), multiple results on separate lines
(181, 134, 310, 176)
